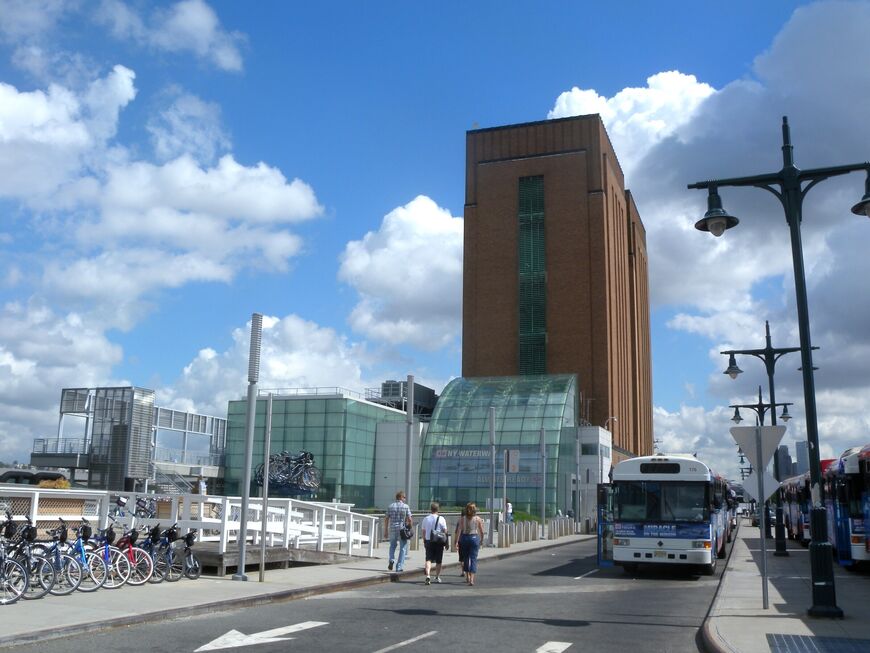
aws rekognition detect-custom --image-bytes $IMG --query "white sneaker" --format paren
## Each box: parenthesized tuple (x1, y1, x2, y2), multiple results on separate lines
(435, 576, 441, 583)
(425, 576, 431, 585)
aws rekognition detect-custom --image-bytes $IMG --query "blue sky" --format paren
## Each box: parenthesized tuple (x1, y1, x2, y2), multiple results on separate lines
(2, 0, 869, 480)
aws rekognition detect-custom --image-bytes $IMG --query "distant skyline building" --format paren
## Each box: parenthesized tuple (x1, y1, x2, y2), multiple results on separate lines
(462, 115, 653, 460)
(795, 440, 809, 475)
(776, 444, 793, 482)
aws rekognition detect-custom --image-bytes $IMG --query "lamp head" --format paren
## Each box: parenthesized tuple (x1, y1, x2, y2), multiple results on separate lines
(780, 405, 792, 422)
(724, 353, 743, 380)
(695, 187, 739, 237)
(851, 170, 870, 217)
(731, 407, 743, 424)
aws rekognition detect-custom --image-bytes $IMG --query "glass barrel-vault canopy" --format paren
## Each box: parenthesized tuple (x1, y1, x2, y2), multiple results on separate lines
(419, 375, 577, 517)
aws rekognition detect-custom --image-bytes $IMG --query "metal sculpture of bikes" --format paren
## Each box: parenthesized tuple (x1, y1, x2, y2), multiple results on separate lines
(254, 450, 321, 495)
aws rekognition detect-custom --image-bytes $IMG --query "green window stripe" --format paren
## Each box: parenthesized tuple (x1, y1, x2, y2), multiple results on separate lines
(518, 176, 546, 375)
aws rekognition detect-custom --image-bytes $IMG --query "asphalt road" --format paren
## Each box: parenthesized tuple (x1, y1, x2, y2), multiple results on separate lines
(11, 538, 729, 653)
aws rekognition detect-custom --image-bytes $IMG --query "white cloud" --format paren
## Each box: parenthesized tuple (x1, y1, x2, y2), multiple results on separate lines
(0, 301, 123, 462)
(338, 195, 463, 350)
(97, 0, 245, 72)
(147, 89, 231, 164)
(161, 314, 371, 417)
(0, 65, 135, 202)
(0, 0, 68, 43)
(548, 70, 716, 182)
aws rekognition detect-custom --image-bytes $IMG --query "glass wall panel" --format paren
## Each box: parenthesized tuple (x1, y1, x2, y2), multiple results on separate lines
(419, 375, 576, 515)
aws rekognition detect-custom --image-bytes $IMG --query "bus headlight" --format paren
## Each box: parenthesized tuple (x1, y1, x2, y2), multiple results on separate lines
(613, 538, 630, 546)
(692, 540, 712, 549)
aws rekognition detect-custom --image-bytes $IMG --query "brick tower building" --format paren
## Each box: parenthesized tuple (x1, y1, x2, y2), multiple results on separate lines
(462, 114, 653, 459)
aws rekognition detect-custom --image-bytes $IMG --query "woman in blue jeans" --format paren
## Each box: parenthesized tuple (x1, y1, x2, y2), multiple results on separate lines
(455, 502, 485, 586)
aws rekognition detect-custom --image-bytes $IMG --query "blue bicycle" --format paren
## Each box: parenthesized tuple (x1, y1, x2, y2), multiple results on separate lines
(87, 521, 131, 589)
(68, 519, 107, 592)
(30, 517, 82, 596)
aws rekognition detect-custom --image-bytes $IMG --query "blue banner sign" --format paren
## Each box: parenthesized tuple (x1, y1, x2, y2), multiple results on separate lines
(613, 522, 711, 539)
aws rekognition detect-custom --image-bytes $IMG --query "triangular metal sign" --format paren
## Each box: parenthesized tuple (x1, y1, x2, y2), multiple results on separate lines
(742, 470, 780, 502)
(730, 425, 787, 470)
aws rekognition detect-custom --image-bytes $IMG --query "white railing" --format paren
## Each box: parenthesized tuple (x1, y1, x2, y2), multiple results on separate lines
(0, 485, 380, 558)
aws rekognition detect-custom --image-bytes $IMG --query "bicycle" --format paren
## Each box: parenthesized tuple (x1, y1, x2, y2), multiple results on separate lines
(68, 519, 107, 592)
(111, 518, 153, 585)
(0, 514, 27, 605)
(30, 518, 82, 596)
(4, 513, 55, 600)
(255, 450, 321, 494)
(154, 523, 182, 582)
(87, 521, 131, 589)
(138, 523, 166, 584)
(179, 529, 201, 580)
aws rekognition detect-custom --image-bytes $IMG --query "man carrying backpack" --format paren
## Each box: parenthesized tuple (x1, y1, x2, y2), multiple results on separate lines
(421, 502, 448, 585)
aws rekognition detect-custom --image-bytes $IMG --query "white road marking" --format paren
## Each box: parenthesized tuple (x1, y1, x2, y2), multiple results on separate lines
(371, 631, 438, 653)
(536, 642, 572, 653)
(574, 569, 598, 579)
(195, 621, 328, 651)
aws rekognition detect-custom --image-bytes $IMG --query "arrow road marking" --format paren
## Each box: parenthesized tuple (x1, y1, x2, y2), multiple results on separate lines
(195, 621, 328, 651)
(536, 643, 572, 653)
(371, 631, 437, 653)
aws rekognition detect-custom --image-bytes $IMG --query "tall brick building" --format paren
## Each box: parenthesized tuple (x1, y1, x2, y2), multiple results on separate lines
(462, 114, 653, 459)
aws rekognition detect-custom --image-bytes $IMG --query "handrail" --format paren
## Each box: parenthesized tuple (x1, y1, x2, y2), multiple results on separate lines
(0, 485, 380, 560)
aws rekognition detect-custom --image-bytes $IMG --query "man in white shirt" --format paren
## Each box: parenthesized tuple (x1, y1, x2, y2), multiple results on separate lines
(506, 499, 513, 523)
(421, 502, 448, 585)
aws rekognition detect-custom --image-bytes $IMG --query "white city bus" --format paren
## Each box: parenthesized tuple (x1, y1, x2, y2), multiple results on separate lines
(609, 453, 731, 575)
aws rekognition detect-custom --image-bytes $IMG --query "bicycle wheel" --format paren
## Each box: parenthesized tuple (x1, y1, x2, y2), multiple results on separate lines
(148, 550, 167, 584)
(77, 551, 107, 592)
(102, 547, 131, 589)
(49, 553, 82, 596)
(126, 547, 153, 586)
(0, 558, 28, 605)
(184, 551, 201, 580)
(301, 466, 321, 489)
(165, 549, 183, 582)
(21, 555, 55, 600)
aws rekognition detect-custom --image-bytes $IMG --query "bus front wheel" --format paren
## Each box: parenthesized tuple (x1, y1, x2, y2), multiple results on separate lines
(702, 555, 718, 576)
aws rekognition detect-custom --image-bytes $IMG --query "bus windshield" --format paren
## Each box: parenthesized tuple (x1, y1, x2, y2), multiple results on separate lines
(614, 481, 709, 523)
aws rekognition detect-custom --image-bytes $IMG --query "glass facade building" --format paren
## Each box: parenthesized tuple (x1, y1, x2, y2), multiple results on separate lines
(418, 374, 578, 516)
(225, 390, 406, 506)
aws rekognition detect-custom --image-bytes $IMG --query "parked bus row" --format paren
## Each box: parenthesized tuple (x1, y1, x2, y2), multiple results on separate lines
(599, 453, 738, 575)
(781, 443, 870, 569)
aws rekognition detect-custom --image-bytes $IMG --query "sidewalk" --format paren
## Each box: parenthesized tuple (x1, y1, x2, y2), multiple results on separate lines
(703, 518, 870, 653)
(0, 533, 594, 649)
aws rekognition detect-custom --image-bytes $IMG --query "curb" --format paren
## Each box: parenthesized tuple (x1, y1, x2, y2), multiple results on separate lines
(0, 536, 591, 649)
(699, 522, 741, 653)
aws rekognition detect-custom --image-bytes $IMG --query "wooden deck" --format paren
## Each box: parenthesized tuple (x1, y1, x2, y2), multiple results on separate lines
(194, 541, 369, 576)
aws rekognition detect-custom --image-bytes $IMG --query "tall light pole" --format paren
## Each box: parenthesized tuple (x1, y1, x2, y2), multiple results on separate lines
(234, 313, 263, 582)
(405, 374, 415, 510)
(690, 116, 869, 617)
(721, 320, 810, 557)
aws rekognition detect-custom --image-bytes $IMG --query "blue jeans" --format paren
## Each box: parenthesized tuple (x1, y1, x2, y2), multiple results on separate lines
(458, 533, 480, 573)
(388, 529, 409, 571)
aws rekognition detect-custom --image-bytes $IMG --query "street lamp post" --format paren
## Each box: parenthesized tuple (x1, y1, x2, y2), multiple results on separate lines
(690, 116, 869, 617)
(721, 320, 810, 557)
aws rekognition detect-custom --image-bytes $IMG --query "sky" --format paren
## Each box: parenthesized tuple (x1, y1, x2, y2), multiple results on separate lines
(1, 0, 869, 481)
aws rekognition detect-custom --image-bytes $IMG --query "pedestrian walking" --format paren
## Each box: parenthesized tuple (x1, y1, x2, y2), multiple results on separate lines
(384, 490, 413, 572)
(454, 501, 484, 586)
(505, 498, 513, 523)
(421, 502, 448, 585)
